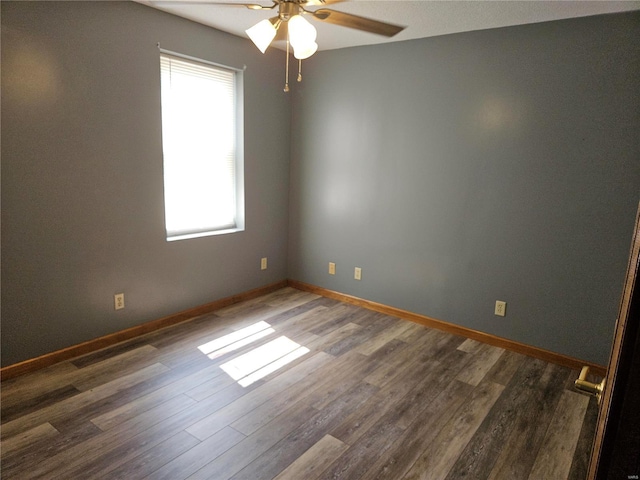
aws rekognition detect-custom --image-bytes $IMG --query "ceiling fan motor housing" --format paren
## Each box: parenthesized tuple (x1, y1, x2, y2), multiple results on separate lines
(278, 1, 301, 22)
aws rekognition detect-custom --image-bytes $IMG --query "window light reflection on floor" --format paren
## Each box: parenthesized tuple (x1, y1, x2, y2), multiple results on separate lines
(197, 321, 310, 387)
(220, 337, 309, 387)
(235, 345, 309, 387)
(197, 321, 274, 360)
(221, 336, 310, 387)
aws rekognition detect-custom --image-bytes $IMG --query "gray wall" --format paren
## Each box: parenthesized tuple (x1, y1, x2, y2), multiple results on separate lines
(1, 1, 292, 366)
(288, 12, 640, 366)
(3, 3, 639, 369)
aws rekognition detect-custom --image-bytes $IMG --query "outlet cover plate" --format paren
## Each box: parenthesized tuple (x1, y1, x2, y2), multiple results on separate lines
(354, 267, 362, 280)
(115, 293, 125, 310)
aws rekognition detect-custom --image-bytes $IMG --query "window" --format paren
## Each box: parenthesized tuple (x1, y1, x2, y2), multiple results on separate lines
(160, 52, 244, 241)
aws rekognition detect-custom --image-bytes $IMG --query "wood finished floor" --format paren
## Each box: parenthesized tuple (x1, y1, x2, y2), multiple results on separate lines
(1, 287, 599, 480)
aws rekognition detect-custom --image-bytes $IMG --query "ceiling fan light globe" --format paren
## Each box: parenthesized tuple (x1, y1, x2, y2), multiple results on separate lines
(246, 19, 277, 53)
(293, 41, 318, 60)
(288, 15, 317, 48)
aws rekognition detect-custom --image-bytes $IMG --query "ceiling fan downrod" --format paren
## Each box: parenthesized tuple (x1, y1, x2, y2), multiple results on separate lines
(284, 37, 290, 92)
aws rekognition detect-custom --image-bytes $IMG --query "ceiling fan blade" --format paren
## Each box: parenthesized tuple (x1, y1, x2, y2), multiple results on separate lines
(301, 0, 346, 6)
(311, 8, 405, 37)
(151, 1, 275, 10)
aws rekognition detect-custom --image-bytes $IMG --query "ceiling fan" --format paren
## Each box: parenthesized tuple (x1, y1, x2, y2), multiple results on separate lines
(156, 0, 406, 91)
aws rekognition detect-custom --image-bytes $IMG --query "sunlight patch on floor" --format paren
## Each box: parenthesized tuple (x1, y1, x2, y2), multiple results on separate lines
(220, 336, 310, 387)
(198, 321, 274, 360)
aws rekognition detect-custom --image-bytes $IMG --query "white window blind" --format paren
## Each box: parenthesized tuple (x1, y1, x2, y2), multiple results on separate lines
(160, 53, 242, 240)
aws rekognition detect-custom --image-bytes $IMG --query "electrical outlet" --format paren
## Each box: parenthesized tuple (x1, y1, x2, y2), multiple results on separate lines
(495, 300, 506, 317)
(115, 293, 125, 310)
(261, 257, 267, 270)
(354, 267, 362, 280)
(328, 262, 336, 275)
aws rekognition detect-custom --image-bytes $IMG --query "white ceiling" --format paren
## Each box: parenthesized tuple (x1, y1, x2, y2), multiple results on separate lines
(138, 0, 640, 51)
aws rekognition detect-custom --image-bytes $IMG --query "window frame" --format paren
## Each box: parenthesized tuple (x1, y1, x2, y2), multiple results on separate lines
(159, 49, 245, 242)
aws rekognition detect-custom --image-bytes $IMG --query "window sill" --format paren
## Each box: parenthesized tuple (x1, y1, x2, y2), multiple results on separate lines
(167, 227, 244, 242)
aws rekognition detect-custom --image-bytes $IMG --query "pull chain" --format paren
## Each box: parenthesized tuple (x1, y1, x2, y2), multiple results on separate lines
(297, 58, 302, 82)
(284, 37, 290, 92)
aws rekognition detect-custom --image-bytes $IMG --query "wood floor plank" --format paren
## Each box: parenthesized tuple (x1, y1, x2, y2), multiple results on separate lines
(317, 415, 405, 480)
(1, 383, 81, 423)
(486, 362, 572, 480)
(75, 359, 231, 433)
(212, 289, 284, 316)
(102, 430, 201, 480)
(483, 349, 527, 386)
(51, 363, 209, 434)
(0, 422, 59, 457)
(425, 330, 467, 357)
(155, 347, 219, 372)
(398, 323, 443, 346)
(457, 338, 484, 354)
(527, 390, 590, 480)
(71, 336, 151, 369)
(89, 363, 230, 431)
(353, 320, 414, 356)
(91, 392, 197, 434)
(229, 382, 379, 480)
(187, 400, 319, 480)
(0, 362, 170, 440)
(367, 337, 410, 363)
(392, 321, 429, 343)
(145, 427, 245, 480)
(266, 304, 332, 332)
(454, 343, 505, 386)
(241, 292, 323, 324)
(266, 289, 320, 307)
(218, 305, 303, 333)
(330, 357, 441, 445)
(20, 380, 255, 479)
(352, 311, 398, 329)
(70, 344, 160, 391)
(0, 362, 79, 409)
(228, 352, 366, 436)
(268, 296, 339, 324)
(62, 397, 202, 480)
(305, 352, 380, 410)
(567, 395, 599, 480)
(359, 379, 474, 480)
(213, 301, 274, 322)
(309, 304, 369, 337)
(402, 381, 505, 480)
(0, 287, 601, 480)
(273, 434, 348, 480)
(149, 300, 300, 356)
(145, 314, 232, 350)
(1, 421, 103, 479)
(52, 388, 189, 435)
(362, 348, 418, 388)
(186, 351, 333, 441)
(396, 329, 465, 369)
(182, 368, 236, 402)
(323, 321, 388, 356)
(392, 353, 471, 430)
(155, 323, 280, 370)
(444, 358, 551, 479)
(307, 322, 362, 352)
(215, 288, 315, 317)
